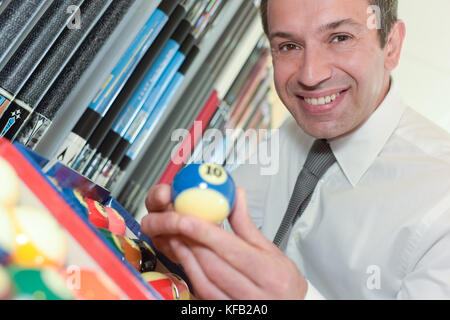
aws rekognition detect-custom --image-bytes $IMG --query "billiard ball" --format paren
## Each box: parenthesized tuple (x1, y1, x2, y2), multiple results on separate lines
(97, 228, 124, 256)
(104, 206, 126, 236)
(86, 198, 109, 229)
(166, 273, 190, 300)
(9, 206, 67, 268)
(0, 266, 12, 300)
(141, 272, 190, 300)
(60, 267, 121, 300)
(97, 229, 143, 272)
(171, 163, 235, 224)
(8, 266, 73, 300)
(119, 235, 142, 272)
(62, 188, 89, 218)
(133, 239, 157, 273)
(0, 158, 19, 208)
(0, 206, 15, 255)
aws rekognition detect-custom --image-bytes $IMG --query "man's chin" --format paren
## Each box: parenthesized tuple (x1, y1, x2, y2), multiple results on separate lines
(295, 119, 344, 140)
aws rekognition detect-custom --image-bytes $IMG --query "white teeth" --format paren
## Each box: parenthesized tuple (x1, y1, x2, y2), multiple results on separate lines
(304, 92, 340, 106)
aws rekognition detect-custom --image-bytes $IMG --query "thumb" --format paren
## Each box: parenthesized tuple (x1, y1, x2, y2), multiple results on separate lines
(145, 184, 173, 212)
(228, 187, 275, 250)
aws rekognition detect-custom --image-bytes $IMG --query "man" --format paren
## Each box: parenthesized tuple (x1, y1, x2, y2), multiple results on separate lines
(141, 0, 450, 299)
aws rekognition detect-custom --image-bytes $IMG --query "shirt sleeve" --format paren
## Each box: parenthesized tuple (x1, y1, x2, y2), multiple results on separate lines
(397, 206, 450, 299)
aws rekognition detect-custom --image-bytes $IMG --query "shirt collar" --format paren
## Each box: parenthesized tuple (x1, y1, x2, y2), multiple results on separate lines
(328, 80, 407, 186)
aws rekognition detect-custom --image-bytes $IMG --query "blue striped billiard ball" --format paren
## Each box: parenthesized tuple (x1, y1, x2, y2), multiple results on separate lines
(171, 163, 236, 224)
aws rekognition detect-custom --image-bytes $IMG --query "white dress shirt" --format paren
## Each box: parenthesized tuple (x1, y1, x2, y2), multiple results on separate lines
(228, 83, 450, 299)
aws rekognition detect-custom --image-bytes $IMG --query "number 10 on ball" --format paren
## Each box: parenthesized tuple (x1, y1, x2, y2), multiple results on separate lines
(171, 163, 236, 224)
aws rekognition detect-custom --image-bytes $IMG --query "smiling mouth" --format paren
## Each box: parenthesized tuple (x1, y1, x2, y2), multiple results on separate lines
(299, 89, 349, 106)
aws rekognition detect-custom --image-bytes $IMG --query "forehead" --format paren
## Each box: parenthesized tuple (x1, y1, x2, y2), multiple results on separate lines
(267, 0, 371, 35)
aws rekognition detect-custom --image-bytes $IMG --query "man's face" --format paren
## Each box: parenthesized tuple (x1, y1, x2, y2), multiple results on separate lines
(268, 0, 391, 139)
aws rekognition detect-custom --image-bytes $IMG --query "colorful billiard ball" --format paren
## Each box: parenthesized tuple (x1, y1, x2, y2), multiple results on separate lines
(0, 158, 20, 208)
(104, 206, 126, 236)
(0, 206, 15, 255)
(8, 266, 73, 300)
(97, 229, 144, 272)
(9, 206, 67, 268)
(97, 228, 124, 256)
(60, 267, 121, 300)
(86, 198, 109, 229)
(141, 272, 190, 300)
(0, 266, 12, 300)
(167, 273, 190, 300)
(133, 240, 157, 273)
(62, 188, 89, 218)
(119, 235, 142, 272)
(171, 163, 236, 224)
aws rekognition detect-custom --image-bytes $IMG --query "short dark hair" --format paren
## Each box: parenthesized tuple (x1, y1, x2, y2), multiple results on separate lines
(259, 0, 398, 48)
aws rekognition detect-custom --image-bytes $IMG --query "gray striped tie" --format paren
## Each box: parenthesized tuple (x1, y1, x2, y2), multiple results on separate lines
(273, 139, 336, 249)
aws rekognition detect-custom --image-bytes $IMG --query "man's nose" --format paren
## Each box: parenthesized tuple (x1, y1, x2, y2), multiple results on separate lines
(296, 45, 332, 88)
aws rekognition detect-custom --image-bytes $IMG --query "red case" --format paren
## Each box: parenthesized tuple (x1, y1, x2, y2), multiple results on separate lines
(0, 138, 158, 300)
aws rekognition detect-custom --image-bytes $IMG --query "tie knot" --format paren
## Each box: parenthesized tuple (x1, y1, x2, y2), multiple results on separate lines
(303, 139, 336, 178)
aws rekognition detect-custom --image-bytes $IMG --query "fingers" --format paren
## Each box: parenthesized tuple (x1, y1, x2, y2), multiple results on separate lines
(228, 187, 277, 251)
(169, 238, 230, 300)
(141, 208, 261, 281)
(187, 243, 264, 300)
(165, 213, 276, 283)
(150, 235, 180, 263)
(141, 210, 187, 235)
(145, 184, 173, 212)
(140, 186, 282, 289)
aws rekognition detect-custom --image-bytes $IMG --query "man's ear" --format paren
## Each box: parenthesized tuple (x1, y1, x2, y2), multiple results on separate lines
(384, 20, 406, 71)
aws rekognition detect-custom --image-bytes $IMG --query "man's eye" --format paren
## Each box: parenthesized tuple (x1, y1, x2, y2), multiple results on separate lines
(280, 43, 300, 51)
(331, 34, 352, 43)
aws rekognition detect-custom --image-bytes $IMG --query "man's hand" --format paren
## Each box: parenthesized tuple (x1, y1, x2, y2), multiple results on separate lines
(141, 184, 308, 300)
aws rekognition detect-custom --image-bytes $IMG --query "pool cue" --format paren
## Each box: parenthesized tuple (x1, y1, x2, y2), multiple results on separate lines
(0, 0, 48, 69)
(73, 1, 203, 175)
(107, 0, 222, 190)
(60, 0, 187, 170)
(119, 0, 256, 211)
(8, 0, 113, 143)
(142, 4, 258, 188)
(222, 76, 271, 166)
(0, 0, 85, 124)
(83, 20, 192, 181)
(54, 0, 182, 167)
(106, 46, 199, 191)
(16, 0, 137, 154)
(93, 0, 221, 186)
(188, 39, 267, 164)
(120, 0, 257, 213)
(95, 40, 197, 188)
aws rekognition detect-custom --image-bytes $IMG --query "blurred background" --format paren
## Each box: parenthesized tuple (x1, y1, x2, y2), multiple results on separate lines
(393, 0, 450, 132)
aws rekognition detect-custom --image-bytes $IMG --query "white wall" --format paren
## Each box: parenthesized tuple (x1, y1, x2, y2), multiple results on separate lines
(393, 0, 450, 132)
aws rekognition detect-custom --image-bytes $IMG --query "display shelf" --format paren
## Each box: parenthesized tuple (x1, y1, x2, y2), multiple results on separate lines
(117, 0, 260, 214)
(34, 0, 161, 159)
(111, 0, 248, 197)
(0, 138, 191, 300)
